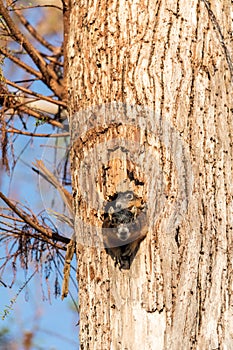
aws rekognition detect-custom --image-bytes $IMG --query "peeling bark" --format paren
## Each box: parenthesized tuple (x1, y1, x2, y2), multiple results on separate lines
(67, 0, 233, 349)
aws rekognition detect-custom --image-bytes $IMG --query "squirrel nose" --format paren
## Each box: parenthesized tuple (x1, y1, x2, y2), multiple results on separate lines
(115, 202, 122, 209)
(117, 226, 130, 241)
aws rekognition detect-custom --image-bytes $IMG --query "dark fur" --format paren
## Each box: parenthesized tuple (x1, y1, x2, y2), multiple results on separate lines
(102, 192, 147, 269)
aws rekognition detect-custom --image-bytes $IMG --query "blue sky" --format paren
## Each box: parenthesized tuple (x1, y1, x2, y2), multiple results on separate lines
(0, 277, 78, 349)
(0, 125, 79, 349)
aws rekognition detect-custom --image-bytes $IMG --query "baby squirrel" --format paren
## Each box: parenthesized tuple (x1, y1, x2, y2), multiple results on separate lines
(102, 191, 147, 268)
(104, 191, 144, 213)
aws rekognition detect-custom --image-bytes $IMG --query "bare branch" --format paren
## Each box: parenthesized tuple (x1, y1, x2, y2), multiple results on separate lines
(0, 0, 64, 97)
(0, 47, 42, 79)
(0, 191, 70, 244)
(0, 212, 24, 222)
(10, 4, 63, 11)
(32, 160, 73, 217)
(0, 226, 66, 251)
(15, 9, 60, 54)
(11, 104, 64, 128)
(61, 237, 75, 299)
(5, 79, 66, 107)
(6, 128, 70, 138)
(40, 54, 63, 66)
(0, 1, 45, 71)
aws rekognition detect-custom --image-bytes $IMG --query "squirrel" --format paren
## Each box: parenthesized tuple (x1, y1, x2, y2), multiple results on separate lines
(102, 191, 147, 268)
(32, 165, 147, 269)
(104, 191, 144, 214)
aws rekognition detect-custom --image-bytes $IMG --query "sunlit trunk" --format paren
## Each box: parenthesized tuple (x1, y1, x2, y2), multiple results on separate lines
(68, 0, 233, 348)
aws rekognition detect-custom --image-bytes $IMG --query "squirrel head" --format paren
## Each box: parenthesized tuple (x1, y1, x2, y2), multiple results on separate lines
(105, 191, 143, 214)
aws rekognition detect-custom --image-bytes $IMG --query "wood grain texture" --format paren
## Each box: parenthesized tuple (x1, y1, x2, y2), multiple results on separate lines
(68, 0, 233, 348)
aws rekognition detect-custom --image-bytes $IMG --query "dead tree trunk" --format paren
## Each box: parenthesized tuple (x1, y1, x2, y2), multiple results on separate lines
(67, 0, 233, 348)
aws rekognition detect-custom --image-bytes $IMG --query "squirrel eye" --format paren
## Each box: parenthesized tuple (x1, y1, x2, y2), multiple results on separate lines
(126, 192, 133, 200)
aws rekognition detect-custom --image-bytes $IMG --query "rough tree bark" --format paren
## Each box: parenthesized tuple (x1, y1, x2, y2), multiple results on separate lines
(67, 0, 233, 349)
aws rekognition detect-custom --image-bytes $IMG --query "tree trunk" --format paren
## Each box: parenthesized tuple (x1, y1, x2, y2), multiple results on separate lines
(67, 0, 233, 349)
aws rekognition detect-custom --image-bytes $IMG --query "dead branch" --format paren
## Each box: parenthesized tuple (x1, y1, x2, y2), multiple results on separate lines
(8, 104, 64, 128)
(0, 212, 24, 222)
(0, 191, 69, 244)
(0, 0, 64, 98)
(0, 47, 42, 79)
(15, 9, 60, 54)
(32, 160, 73, 218)
(9, 4, 63, 11)
(61, 237, 76, 299)
(5, 79, 66, 107)
(6, 128, 70, 138)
